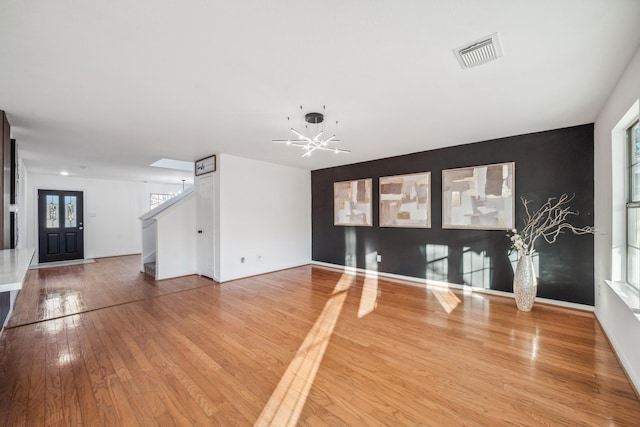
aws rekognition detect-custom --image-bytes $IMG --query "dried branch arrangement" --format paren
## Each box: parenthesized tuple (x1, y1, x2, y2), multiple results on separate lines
(508, 193, 594, 256)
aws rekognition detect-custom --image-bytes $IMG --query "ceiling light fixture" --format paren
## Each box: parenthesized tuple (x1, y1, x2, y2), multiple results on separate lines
(272, 106, 350, 157)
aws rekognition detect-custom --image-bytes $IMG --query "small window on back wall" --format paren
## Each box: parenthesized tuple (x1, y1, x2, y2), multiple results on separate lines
(626, 120, 640, 290)
(150, 193, 172, 210)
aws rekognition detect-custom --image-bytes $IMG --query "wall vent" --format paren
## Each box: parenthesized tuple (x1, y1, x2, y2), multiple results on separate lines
(453, 33, 503, 69)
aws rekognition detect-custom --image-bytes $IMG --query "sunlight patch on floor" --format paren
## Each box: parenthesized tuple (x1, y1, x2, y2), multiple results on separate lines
(255, 273, 355, 427)
(357, 251, 380, 318)
(357, 273, 379, 318)
(428, 283, 461, 314)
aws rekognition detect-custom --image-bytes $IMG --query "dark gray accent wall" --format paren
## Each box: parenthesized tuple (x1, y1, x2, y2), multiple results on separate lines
(311, 124, 595, 305)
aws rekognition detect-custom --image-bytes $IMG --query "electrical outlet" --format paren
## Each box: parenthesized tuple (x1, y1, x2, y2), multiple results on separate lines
(377, 254, 382, 262)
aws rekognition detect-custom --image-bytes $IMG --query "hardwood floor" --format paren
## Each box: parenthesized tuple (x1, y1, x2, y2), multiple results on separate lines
(6, 255, 213, 328)
(1, 256, 639, 426)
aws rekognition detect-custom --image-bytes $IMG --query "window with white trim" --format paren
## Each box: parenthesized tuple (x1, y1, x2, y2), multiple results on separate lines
(149, 193, 172, 210)
(627, 120, 640, 291)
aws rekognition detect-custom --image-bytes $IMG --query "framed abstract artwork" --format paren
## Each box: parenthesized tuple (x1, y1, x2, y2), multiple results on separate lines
(379, 172, 431, 228)
(334, 179, 373, 226)
(442, 162, 515, 230)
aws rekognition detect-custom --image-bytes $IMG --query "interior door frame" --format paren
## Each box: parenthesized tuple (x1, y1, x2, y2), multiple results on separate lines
(34, 186, 87, 264)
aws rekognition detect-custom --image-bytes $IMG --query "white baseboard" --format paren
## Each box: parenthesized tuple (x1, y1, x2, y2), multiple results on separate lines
(311, 260, 594, 312)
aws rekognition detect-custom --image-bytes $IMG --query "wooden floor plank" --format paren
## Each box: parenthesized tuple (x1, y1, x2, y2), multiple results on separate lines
(0, 255, 639, 426)
(44, 318, 63, 426)
(0, 323, 30, 426)
(58, 317, 82, 426)
(67, 313, 100, 425)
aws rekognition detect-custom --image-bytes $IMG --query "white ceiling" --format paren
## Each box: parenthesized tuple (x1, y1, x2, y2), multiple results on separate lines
(1, 0, 639, 185)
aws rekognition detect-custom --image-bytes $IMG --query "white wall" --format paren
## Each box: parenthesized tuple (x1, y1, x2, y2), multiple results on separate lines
(594, 45, 640, 393)
(217, 153, 311, 282)
(155, 193, 197, 279)
(26, 172, 184, 262)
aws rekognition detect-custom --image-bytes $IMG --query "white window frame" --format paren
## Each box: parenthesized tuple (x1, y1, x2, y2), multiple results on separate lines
(627, 121, 640, 293)
(609, 100, 640, 316)
(149, 193, 172, 210)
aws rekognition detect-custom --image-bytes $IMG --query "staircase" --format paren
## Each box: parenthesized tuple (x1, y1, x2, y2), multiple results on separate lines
(139, 189, 197, 280)
(143, 262, 156, 279)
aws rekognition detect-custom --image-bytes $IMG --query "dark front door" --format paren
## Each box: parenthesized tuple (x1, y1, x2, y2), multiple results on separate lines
(38, 189, 84, 263)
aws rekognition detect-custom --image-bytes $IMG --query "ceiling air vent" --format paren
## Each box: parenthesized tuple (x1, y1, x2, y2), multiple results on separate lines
(453, 33, 503, 69)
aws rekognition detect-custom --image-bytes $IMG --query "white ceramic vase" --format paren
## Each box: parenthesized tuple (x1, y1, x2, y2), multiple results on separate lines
(513, 254, 537, 312)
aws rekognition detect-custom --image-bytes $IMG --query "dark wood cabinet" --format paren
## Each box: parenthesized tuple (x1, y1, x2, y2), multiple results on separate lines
(0, 111, 10, 249)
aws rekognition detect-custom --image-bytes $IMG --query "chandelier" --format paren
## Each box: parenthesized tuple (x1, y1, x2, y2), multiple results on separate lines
(272, 106, 350, 157)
